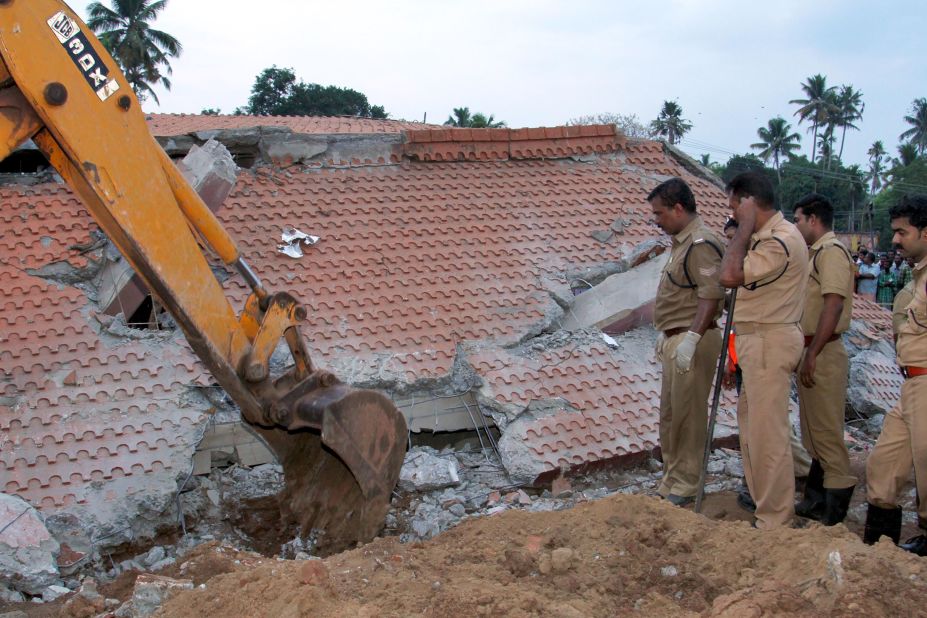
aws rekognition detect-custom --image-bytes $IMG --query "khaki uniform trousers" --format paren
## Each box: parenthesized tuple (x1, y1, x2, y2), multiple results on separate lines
(735, 323, 804, 529)
(797, 339, 856, 488)
(866, 376, 927, 526)
(658, 328, 722, 498)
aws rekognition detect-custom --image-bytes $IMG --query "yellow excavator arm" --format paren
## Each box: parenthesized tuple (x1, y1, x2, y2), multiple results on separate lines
(0, 0, 407, 552)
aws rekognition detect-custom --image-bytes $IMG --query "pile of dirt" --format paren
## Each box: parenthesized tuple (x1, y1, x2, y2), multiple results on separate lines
(155, 493, 927, 617)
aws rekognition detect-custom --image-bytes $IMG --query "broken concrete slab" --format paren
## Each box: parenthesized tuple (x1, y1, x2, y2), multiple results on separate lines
(177, 139, 239, 210)
(848, 350, 905, 418)
(114, 574, 193, 618)
(0, 493, 60, 596)
(561, 252, 668, 333)
(466, 327, 738, 485)
(398, 447, 461, 492)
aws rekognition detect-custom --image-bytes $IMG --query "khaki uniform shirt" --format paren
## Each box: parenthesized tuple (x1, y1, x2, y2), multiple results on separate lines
(893, 280, 915, 335)
(733, 211, 810, 324)
(800, 231, 854, 335)
(653, 216, 725, 332)
(896, 256, 927, 367)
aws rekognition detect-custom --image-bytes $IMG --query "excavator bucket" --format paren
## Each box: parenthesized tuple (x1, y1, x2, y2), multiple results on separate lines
(0, 0, 408, 555)
(255, 385, 408, 555)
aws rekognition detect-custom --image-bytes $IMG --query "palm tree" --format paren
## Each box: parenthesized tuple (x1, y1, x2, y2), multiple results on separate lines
(894, 142, 919, 168)
(790, 74, 837, 164)
(866, 141, 887, 194)
(750, 117, 801, 182)
(834, 85, 864, 161)
(900, 98, 927, 154)
(469, 112, 506, 128)
(817, 129, 836, 168)
(445, 107, 505, 128)
(699, 153, 711, 166)
(444, 107, 473, 127)
(87, 0, 182, 104)
(650, 100, 692, 145)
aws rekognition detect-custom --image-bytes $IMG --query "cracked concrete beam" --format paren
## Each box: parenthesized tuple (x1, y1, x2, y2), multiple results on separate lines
(561, 252, 668, 333)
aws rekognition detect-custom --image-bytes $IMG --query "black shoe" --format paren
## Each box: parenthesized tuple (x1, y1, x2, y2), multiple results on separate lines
(737, 489, 756, 513)
(899, 535, 927, 557)
(863, 503, 902, 545)
(821, 485, 855, 526)
(795, 459, 825, 520)
(666, 494, 694, 507)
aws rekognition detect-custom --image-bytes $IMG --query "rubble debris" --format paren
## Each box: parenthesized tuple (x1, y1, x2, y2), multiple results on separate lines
(397, 447, 461, 492)
(0, 493, 60, 596)
(848, 350, 903, 418)
(114, 574, 194, 618)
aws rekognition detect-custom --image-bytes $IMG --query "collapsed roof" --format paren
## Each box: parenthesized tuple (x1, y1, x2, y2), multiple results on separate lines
(0, 114, 898, 540)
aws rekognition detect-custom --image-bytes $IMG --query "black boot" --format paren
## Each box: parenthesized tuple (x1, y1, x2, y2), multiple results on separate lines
(795, 459, 826, 520)
(821, 485, 855, 526)
(900, 535, 927, 556)
(863, 503, 902, 545)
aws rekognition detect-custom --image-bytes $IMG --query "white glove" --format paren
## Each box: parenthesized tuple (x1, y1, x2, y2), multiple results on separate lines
(655, 332, 666, 362)
(673, 331, 702, 373)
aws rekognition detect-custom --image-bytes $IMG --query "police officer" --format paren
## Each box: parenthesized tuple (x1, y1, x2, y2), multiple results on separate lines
(864, 195, 927, 553)
(791, 193, 856, 524)
(719, 172, 809, 529)
(649, 178, 725, 506)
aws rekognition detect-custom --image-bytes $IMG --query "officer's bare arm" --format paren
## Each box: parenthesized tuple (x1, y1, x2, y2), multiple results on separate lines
(719, 225, 750, 287)
(689, 298, 719, 336)
(807, 294, 844, 358)
(719, 198, 756, 288)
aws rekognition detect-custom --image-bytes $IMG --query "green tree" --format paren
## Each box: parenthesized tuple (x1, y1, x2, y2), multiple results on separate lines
(866, 140, 888, 195)
(445, 107, 472, 127)
(750, 117, 801, 182)
(244, 66, 387, 117)
(900, 98, 927, 154)
(834, 85, 864, 161)
(200, 107, 220, 116)
(717, 153, 776, 186)
(790, 74, 837, 164)
(444, 107, 505, 128)
(650, 100, 692, 145)
(817, 129, 837, 169)
(778, 156, 866, 229)
(87, 0, 182, 104)
(893, 142, 920, 169)
(469, 112, 506, 128)
(874, 158, 927, 248)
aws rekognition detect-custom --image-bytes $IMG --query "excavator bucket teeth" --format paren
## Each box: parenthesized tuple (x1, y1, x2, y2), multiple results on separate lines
(254, 387, 407, 555)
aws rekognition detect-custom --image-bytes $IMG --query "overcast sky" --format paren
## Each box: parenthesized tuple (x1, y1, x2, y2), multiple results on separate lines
(103, 0, 925, 167)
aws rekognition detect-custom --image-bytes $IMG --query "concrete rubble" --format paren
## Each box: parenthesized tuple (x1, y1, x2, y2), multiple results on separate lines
(114, 574, 194, 618)
(0, 494, 60, 596)
(397, 448, 461, 493)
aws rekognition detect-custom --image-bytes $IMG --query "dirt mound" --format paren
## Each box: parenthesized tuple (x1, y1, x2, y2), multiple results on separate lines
(156, 493, 927, 617)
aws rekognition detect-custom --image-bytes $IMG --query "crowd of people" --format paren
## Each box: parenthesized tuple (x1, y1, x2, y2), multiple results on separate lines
(853, 247, 917, 307)
(647, 172, 926, 555)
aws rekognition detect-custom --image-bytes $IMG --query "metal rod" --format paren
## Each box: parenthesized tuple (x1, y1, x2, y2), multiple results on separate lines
(234, 257, 268, 299)
(695, 290, 737, 514)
